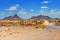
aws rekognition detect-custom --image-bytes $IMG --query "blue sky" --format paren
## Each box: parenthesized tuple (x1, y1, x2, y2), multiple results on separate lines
(0, 0, 60, 19)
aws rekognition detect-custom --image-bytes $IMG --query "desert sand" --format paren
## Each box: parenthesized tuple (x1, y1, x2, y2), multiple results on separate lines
(0, 26, 60, 40)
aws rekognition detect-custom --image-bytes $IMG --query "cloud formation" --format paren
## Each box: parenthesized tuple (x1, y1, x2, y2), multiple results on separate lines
(41, 1, 49, 4)
(5, 4, 20, 11)
(30, 9, 34, 12)
(41, 6, 48, 9)
(16, 5, 20, 7)
(19, 11, 27, 15)
(40, 9, 60, 18)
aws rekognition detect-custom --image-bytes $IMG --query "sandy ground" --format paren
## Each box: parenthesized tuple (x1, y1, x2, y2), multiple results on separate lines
(49, 29, 60, 40)
(0, 27, 60, 40)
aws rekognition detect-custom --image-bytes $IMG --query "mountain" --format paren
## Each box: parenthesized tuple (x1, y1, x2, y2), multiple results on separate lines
(29, 15, 51, 20)
(3, 14, 22, 20)
(3, 14, 60, 20)
(50, 18, 60, 20)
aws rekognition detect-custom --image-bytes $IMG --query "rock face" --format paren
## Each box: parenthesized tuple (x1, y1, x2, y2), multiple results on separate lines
(29, 15, 51, 20)
(3, 14, 22, 20)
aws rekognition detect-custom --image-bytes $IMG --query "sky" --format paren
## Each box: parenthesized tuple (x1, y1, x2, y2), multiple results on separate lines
(0, 0, 60, 19)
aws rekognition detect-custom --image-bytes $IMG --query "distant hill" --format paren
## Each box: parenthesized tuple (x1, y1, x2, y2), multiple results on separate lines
(3, 14, 22, 20)
(3, 14, 60, 20)
(29, 15, 51, 20)
(50, 18, 60, 20)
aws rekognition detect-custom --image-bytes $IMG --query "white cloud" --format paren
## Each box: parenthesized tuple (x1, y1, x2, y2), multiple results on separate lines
(8, 6, 17, 10)
(5, 4, 20, 11)
(48, 10, 60, 16)
(16, 4, 20, 7)
(41, 6, 48, 9)
(50, 10, 54, 12)
(30, 9, 34, 12)
(55, 9, 58, 10)
(40, 9, 60, 18)
(49, 10, 60, 18)
(19, 11, 27, 15)
(42, 1, 48, 4)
